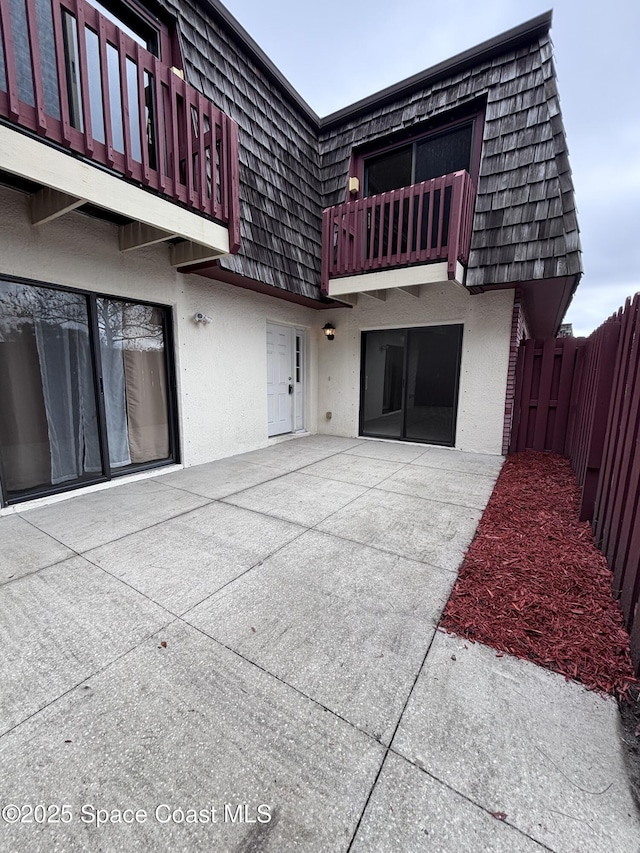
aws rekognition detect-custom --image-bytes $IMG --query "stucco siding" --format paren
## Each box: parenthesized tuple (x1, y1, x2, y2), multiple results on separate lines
(0, 187, 319, 469)
(317, 284, 514, 455)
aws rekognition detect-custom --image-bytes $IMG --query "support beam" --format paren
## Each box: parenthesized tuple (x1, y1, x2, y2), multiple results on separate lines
(398, 285, 421, 297)
(30, 188, 84, 225)
(170, 240, 227, 267)
(361, 289, 387, 301)
(0, 123, 231, 255)
(119, 222, 177, 252)
(335, 292, 358, 306)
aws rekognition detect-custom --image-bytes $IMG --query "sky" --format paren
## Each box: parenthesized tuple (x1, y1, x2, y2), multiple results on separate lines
(220, 0, 640, 337)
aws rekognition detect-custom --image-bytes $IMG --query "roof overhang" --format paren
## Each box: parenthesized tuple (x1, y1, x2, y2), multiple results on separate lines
(475, 274, 581, 339)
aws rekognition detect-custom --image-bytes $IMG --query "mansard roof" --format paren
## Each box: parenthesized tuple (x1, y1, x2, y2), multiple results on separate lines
(171, 2, 580, 311)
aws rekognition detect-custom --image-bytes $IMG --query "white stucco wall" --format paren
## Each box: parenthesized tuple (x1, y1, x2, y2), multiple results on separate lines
(1, 185, 514, 477)
(317, 282, 515, 455)
(0, 187, 319, 468)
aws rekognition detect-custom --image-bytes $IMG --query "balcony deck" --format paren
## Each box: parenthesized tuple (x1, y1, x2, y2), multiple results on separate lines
(0, 0, 240, 261)
(322, 171, 475, 298)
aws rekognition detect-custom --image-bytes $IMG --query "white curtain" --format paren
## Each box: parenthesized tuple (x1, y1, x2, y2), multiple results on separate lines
(34, 319, 101, 484)
(99, 301, 131, 468)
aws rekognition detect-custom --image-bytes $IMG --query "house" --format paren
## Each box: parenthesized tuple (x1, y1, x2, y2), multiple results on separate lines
(0, 0, 581, 507)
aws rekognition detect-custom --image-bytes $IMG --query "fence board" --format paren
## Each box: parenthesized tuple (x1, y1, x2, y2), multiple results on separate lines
(595, 299, 635, 554)
(509, 299, 640, 675)
(601, 298, 640, 567)
(533, 339, 556, 449)
(551, 336, 577, 452)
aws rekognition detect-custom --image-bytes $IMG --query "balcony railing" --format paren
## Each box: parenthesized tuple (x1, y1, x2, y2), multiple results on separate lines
(0, 0, 240, 250)
(321, 170, 475, 293)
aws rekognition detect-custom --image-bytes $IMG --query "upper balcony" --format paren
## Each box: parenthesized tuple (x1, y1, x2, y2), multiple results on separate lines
(0, 0, 240, 263)
(322, 170, 475, 299)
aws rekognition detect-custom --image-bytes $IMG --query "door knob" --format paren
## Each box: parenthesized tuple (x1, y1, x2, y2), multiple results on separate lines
(288, 383, 293, 394)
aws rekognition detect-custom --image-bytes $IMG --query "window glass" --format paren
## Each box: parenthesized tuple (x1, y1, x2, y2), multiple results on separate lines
(361, 325, 463, 446)
(363, 122, 474, 196)
(365, 146, 412, 196)
(0, 279, 176, 505)
(86, 0, 158, 54)
(0, 281, 100, 498)
(97, 298, 170, 467)
(5, 0, 61, 117)
(415, 124, 473, 182)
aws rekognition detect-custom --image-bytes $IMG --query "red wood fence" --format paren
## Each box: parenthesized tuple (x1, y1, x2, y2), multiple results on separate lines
(321, 170, 475, 293)
(509, 295, 640, 673)
(0, 0, 240, 249)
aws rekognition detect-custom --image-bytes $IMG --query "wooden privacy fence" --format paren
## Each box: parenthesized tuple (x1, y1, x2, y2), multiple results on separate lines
(509, 295, 640, 674)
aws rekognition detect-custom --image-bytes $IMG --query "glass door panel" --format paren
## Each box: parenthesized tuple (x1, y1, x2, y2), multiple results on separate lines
(0, 280, 176, 505)
(361, 329, 406, 439)
(361, 325, 462, 446)
(414, 124, 473, 182)
(364, 146, 412, 196)
(97, 298, 170, 469)
(404, 325, 462, 445)
(0, 280, 102, 500)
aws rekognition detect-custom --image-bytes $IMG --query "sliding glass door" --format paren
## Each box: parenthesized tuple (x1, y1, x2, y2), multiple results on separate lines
(360, 325, 463, 446)
(0, 277, 177, 504)
(97, 298, 170, 468)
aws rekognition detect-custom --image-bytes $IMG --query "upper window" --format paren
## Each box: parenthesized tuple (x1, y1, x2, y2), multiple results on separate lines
(88, 0, 159, 53)
(84, 0, 173, 59)
(363, 122, 475, 197)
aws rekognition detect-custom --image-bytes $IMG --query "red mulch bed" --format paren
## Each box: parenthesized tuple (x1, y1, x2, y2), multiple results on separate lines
(440, 451, 638, 699)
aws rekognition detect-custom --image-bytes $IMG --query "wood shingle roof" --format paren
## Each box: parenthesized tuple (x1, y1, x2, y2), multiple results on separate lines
(169, 3, 581, 303)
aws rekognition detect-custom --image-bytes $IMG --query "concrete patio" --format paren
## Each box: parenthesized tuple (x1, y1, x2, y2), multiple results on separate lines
(1, 435, 638, 852)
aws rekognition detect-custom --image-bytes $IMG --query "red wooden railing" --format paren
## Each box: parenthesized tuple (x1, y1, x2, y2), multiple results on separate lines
(509, 296, 640, 674)
(0, 0, 240, 250)
(321, 170, 475, 293)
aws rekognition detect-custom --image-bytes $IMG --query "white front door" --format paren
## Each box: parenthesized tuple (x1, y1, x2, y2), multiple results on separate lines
(267, 322, 293, 436)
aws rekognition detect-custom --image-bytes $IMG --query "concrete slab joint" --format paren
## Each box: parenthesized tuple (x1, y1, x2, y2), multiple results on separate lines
(1, 437, 637, 852)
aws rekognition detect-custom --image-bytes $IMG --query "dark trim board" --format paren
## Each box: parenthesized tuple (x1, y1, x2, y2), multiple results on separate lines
(181, 263, 352, 310)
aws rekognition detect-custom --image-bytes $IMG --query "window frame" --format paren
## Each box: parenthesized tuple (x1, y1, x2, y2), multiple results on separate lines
(83, 0, 181, 67)
(0, 273, 180, 507)
(348, 107, 485, 202)
(359, 323, 464, 448)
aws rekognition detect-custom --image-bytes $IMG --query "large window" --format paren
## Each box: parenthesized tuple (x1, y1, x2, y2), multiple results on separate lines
(0, 277, 177, 505)
(360, 325, 463, 446)
(363, 122, 475, 197)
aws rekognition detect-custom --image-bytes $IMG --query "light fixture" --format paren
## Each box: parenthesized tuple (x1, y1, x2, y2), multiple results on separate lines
(322, 322, 336, 341)
(193, 312, 212, 324)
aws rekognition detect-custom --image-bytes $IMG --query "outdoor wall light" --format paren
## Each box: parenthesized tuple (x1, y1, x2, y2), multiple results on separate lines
(193, 312, 212, 324)
(322, 322, 336, 341)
